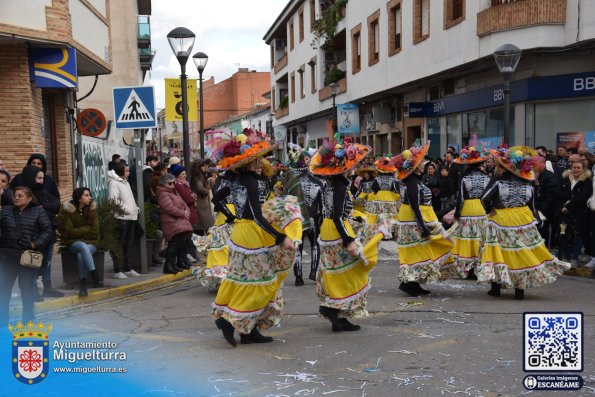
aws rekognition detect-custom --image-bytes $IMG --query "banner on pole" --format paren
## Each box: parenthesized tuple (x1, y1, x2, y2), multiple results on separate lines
(165, 78, 197, 122)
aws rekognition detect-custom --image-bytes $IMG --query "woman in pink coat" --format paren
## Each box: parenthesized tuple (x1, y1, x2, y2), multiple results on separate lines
(156, 173, 194, 274)
(170, 164, 199, 226)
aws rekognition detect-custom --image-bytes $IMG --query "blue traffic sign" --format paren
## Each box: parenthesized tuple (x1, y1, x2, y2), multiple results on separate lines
(113, 86, 156, 129)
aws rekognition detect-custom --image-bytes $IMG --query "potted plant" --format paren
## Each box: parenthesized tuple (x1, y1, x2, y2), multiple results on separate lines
(311, 0, 348, 50)
(57, 198, 124, 288)
(324, 68, 346, 86)
(279, 95, 289, 109)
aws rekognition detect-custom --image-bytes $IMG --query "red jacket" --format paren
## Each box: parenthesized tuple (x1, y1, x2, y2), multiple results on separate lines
(156, 185, 193, 241)
(174, 180, 199, 226)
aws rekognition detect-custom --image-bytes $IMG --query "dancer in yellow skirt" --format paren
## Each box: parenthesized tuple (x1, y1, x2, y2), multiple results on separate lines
(210, 129, 299, 346)
(352, 166, 376, 213)
(310, 137, 390, 332)
(392, 142, 455, 296)
(477, 146, 570, 300)
(449, 146, 491, 280)
(365, 157, 400, 224)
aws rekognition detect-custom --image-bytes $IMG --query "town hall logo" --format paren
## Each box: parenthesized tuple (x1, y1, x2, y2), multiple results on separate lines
(9, 321, 52, 385)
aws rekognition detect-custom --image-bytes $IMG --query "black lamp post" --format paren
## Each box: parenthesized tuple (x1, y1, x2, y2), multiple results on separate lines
(329, 82, 339, 135)
(493, 44, 521, 146)
(192, 51, 208, 159)
(167, 27, 195, 167)
(267, 113, 274, 140)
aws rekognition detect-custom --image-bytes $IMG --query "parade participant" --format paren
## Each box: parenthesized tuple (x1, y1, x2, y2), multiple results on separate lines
(478, 146, 570, 300)
(365, 157, 400, 224)
(352, 165, 376, 213)
(392, 142, 454, 297)
(211, 129, 300, 346)
(283, 145, 324, 285)
(450, 146, 491, 279)
(310, 137, 389, 332)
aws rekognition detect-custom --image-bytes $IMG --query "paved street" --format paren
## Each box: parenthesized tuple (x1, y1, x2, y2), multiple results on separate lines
(33, 242, 595, 397)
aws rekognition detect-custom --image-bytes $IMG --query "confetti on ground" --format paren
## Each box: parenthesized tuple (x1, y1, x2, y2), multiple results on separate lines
(305, 360, 317, 366)
(437, 317, 465, 324)
(334, 351, 347, 355)
(387, 350, 417, 355)
(364, 357, 382, 373)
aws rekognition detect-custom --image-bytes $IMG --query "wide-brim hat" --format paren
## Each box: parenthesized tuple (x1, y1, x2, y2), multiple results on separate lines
(219, 141, 275, 170)
(310, 143, 370, 176)
(374, 158, 397, 174)
(455, 146, 489, 165)
(356, 166, 377, 176)
(393, 142, 430, 180)
(496, 145, 539, 181)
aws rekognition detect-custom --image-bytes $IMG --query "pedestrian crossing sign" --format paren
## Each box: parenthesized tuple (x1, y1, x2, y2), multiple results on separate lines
(112, 86, 157, 129)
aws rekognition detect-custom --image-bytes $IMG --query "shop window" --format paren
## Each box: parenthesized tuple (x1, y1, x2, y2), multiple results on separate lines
(387, 0, 402, 56)
(351, 24, 362, 74)
(444, 0, 465, 29)
(413, 0, 430, 44)
(367, 10, 380, 66)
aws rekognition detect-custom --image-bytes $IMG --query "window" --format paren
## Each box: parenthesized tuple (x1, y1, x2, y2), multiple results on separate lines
(299, 7, 305, 42)
(310, 0, 316, 32)
(290, 72, 295, 103)
(309, 57, 317, 93)
(444, 0, 465, 29)
(299, 66, 305, 99)
(367, 10, 380, 66)
(413, 0, 430, 44)
(351, 24, 362, 74)
(289, 20, 295, 50)
(387, 0, 402, 56)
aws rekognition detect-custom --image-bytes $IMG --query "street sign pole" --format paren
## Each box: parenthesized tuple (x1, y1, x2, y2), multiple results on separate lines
(134, 129, 148, 274)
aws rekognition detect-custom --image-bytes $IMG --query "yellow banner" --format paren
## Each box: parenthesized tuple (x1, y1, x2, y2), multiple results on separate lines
(165, 78, 197, 121)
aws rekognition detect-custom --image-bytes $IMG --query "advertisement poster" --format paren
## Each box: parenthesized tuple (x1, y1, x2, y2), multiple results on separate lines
(556, 131, 584, 150)
(336, 103, 360, 134)
(164, 78, 198, 122)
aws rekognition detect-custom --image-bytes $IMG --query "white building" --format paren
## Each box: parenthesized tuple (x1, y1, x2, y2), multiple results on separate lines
(264, 0, 595, 159)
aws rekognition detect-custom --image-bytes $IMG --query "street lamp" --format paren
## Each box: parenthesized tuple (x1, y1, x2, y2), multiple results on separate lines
(493, 44, 521, 146)
(329, 82, 339, 134)
(267, 113, 274, 140)
(167, 27, 195, 167)
(192, 51, 208, 159)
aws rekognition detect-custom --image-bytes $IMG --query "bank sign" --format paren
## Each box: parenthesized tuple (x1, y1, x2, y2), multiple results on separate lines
(409, 72, 595, 118)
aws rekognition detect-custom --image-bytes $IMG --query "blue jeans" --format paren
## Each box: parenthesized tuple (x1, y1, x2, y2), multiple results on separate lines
(0, 251, 37, 326)
(38, 243, 54, 284)
(69, 242, 97, 278)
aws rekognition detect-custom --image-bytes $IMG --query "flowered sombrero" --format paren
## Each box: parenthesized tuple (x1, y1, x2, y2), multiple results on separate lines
(391, 142, 430, 180)
(356, 165, 378, 176)
(309, 136, 370, 176)
(374, 157, 397, 174)
(287, 143, 314, 172)
(496, 145, 541, 181)
(206, 128, 275, 170)
(455, 146, 490, 164)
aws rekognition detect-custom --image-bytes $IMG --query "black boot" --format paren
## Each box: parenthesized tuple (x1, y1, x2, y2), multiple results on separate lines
(89, 270, 103, 288)
(164, 244, 180, 274)
(398, 282, 420, 297)
(487, 282, 501, 297)
(215, 317, 236, 347)
(176, 253, 192, 270)
(465, 268, 478, 280)
(308, 270, 317, 281)
(338, 318, 360, 331)
(515, 288, 525, 300)
(319, 306, 343, 332)
(412, 282, 431, 295)
(240, 327, 274, 344)
(163, 260, 177, 274)
(78, 279, 88, 297)
(295, 276, 304, 286)
(42, 282, 64, 298)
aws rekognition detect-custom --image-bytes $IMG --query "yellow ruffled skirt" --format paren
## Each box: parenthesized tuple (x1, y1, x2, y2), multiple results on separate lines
(365, 190, 400, 224)
(317, 217, 388, 318)
(476, 206, 570, 289)
(396, 204, 454, 283)
(212, 196, 302, 334)
(450, 199, 487, 278)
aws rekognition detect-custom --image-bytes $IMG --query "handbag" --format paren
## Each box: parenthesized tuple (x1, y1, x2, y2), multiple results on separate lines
(20, 250, 44, 269)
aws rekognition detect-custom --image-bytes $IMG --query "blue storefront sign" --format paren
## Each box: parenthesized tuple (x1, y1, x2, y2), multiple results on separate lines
(30, 47, 78, 89)
(409, 72, 595, 118)
(337, 103, 360, 134)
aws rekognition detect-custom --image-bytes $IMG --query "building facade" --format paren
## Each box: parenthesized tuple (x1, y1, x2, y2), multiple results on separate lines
(264, 0, 595, 159)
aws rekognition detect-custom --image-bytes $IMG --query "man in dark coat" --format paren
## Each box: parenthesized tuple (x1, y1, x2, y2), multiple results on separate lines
(535, 167, 559, 247)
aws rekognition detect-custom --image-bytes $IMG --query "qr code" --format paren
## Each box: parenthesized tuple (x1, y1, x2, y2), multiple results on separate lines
(523, 312, 583, 372)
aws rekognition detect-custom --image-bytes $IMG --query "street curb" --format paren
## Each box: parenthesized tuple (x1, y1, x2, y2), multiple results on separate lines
(11, 269, 195, 317)
(564, 268, 595, 279)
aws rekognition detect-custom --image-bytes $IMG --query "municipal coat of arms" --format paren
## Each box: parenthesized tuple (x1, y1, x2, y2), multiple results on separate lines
(9, 321, 52, 385)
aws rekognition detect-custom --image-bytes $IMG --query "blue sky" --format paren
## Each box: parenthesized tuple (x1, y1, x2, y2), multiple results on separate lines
(148, 0, 288, 109)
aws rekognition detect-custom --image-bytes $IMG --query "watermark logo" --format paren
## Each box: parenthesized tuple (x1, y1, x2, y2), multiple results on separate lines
(9, 321, 52, 385)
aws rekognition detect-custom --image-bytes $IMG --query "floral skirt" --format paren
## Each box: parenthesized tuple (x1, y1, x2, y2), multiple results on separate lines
(476, 206, 570, 289)
(353, 192, 369, 213)
(195, 206, 235, 291)
(450, 199, 487, 278)
(365, 190, 400, 224)
(317, 217, 389, 318)
(212, 196, 302, 334)
(396, 204, 455, 283)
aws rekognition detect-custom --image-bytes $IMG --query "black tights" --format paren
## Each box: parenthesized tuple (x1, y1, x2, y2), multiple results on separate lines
(294, 228, 320, 279)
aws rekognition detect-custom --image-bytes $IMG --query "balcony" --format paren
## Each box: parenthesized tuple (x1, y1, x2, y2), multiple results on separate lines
(274, 53, 288, 74)
(477, 0, 566, 37)
(137, 15, 151, 48)
(275, 106, 289, 119)
(319, 77, 347, 101)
